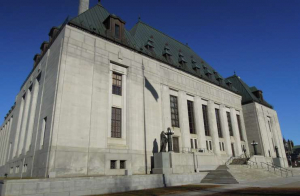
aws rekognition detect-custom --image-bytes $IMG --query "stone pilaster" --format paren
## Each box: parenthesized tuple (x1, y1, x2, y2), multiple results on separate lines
(178, 91, 191, 151)
(230, 108, 242, 155)
(220, 105, 232, 156)
(161, 85, 171, 132)
(207, 100, 220, 155)
(238, 111, 250, 156)
(194, 97, 206, 150)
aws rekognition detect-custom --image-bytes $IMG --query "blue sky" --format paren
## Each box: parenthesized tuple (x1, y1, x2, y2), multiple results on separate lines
(0, 0, 299, 144)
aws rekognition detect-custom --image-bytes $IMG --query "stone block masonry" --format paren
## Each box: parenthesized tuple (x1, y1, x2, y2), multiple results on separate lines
(0, 172, 208, 196)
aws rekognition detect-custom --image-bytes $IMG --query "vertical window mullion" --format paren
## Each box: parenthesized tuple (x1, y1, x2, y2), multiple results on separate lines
(170, 96, 180, 128)
(202, 105, 210, 136)
(187, 101, 196, 134)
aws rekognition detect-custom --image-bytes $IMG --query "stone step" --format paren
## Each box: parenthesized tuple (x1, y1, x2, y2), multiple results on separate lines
(201, 165, 239, 184)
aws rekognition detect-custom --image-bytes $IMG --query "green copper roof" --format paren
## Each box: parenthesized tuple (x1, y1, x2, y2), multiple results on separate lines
(226, 75, 273, 109)
(68, 4, 238, 93)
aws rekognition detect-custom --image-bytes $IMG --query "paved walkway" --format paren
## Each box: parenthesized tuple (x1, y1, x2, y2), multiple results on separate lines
(169, 176, 300, 196)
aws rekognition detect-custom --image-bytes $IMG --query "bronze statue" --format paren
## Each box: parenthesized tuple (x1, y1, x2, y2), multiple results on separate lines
(160, 131, 168, 152)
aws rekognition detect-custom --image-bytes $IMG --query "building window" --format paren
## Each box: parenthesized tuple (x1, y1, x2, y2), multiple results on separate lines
(23, 164, 27, 173)
(190, 138, 198, 149)
(236, 115, 244, 141)
(120, 160, 126, 169)
(222, 142, 225, 151)
(111, 107, 122, 138)
(202, 105, 210, 136)
(10, 167, 14, 174)
(170, 95, 180, 127)
(209, 141, 213, 150)
(215, 109, 222, 138)
(16, 166, 20, 173)
(227, 112, 233, 136)
(219, 142, 222, 151)
(110, 160, 117, 169)
(187, 101, 196, 134)
(112, 72, 122, 96)
(115, 24, 120, 38)
(206, 140, 209, 151)
(173, 137, 180, 153)
(40, 117, 47, 149)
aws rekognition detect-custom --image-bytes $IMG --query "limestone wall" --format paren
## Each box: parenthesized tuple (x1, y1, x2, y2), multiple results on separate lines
(243, 103, 288, 167)
(0, 27, 66, 178)
(0, 173, 208, 196)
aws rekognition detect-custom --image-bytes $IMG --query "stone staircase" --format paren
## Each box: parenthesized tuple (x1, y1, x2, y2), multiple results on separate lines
(201, 165, 239, 184)
(230, 158, 248, 165)
(227, 165, 284, 183)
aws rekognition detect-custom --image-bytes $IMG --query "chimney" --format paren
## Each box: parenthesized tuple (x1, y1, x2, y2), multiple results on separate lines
(78, 0, 89, 15)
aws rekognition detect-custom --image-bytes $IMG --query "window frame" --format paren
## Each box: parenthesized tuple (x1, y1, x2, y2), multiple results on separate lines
(170, 95, 180, 128)
(202, 105, 210, 136)
(187, 100, 196, 134)
(112, 72, 122, 96)
(115, 24, 120, 38)
(111, 107, 122, 138)
(227, 112, 234, 136)
(215, 109, 223, 138)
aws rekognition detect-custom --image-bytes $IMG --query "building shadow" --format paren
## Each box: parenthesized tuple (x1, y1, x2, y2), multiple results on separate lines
(145, 77, 159, 101)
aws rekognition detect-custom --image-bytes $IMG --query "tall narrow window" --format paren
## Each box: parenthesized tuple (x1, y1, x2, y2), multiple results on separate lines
(187, 101, 196, 134)
(209, 141, 213, 150)
(115, 24, 120, 38)
(194, 139, 198, 149)
(112, 72, 122, 96)
(111, 107, 122, 138)
(227, 112, 233, 136)
(170, 96, 180, 127)
(236, 115, 243, 141)
(190, 139, 194, 149)
(215, 109, 222, 138)
(202, 105, 210, 136)
(40, 117, 47, 149)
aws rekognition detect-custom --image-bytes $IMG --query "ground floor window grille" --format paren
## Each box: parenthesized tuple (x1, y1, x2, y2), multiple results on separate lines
(110, 160, 117, 169)
(120, 160, 126, 169)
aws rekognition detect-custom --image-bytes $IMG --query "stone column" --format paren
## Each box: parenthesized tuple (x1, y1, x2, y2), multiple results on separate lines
(239, 111, 250, 156)
(220, 105, 232, 156)
(178, 91, 191, 152)
(207, 100, 220, 155)
(161, 85, 171, 132)
(230, 108, 242, 155)
(194, 97, 206, 150)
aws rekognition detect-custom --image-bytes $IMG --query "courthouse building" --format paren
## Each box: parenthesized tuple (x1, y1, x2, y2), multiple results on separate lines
(0, 1, 287, 178)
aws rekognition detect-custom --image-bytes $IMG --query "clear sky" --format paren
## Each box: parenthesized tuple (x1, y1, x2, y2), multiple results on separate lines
(0, 0, 299, 144)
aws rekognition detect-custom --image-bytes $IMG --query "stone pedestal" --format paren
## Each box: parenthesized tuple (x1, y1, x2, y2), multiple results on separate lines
(273, 158, 284, 167)
(152, 152, 173, 174)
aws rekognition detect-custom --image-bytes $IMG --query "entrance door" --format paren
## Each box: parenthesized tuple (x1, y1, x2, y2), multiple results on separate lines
(231, 143, 236, 157)
(173, 137, 179, 153)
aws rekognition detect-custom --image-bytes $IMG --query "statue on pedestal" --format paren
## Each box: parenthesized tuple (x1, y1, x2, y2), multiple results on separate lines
(160, 131, 168, 152)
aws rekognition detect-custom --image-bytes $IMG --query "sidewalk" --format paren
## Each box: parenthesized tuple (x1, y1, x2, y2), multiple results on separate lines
(169, 176, 300, 196)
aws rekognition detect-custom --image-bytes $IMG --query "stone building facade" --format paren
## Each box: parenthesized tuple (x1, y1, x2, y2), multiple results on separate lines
(0, 1, 286, 178)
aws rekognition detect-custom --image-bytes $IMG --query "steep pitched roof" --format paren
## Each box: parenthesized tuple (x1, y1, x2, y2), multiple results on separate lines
(226, 75, 273, 109)
(68, 4, 238, 93)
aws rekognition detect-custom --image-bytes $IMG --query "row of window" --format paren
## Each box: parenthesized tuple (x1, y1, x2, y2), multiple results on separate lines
(9, 164, 28, 174)
(170, 95, 244, 141)
(110, 160, 126, 169)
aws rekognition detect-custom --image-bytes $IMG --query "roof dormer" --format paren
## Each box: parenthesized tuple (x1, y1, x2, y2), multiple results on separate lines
(48, 26, 59, 43)
(33, 54, 41, 68)
(40, 42, 49, 55)
(103, 14, 126, 41)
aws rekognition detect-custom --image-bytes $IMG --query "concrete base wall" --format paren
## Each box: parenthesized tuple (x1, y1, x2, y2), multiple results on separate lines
(0, 172, 208, 196)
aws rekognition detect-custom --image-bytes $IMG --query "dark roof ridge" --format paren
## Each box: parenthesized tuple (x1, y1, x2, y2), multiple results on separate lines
(132, 21, 191, 50)
(229, 75, 257, 102)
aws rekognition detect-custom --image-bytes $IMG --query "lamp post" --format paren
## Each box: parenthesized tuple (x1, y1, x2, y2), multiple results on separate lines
(251, 140, 258, 155)
(166, 127, 174, 152)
